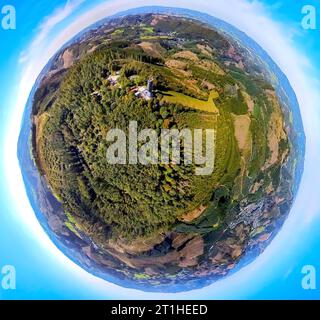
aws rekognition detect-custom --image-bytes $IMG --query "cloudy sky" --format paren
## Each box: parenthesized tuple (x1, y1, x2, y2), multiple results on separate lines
(1, 0, 320, 299)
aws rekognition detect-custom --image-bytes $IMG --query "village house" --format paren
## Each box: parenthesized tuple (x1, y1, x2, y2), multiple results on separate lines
(107, 74, 120, 86)
(133, 79, 154, 101)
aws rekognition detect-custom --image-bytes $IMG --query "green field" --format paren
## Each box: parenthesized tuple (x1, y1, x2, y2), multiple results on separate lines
(141, 26, 154, 34)
(140, 35, 173, 41)
(162, 90, 219, 113)
(111, 28, 124, 36)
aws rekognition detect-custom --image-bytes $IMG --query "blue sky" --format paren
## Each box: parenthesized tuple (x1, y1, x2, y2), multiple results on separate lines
(1, 0, 320, 300)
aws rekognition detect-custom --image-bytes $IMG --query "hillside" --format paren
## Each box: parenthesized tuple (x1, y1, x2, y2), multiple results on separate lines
(31, 14, 292, 285)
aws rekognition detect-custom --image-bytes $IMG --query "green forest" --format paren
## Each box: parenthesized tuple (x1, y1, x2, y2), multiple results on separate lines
(32, 15, 290, 246)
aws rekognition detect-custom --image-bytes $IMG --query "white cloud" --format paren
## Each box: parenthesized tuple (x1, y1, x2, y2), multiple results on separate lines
(19, 0, 85, 63)
(39, 0, 85, 31)
(5, 0, 320, 299)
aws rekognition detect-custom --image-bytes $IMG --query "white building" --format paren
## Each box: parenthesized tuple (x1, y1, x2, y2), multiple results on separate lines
(107, 75, 120, 86)
(135, 86, 153, 100)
